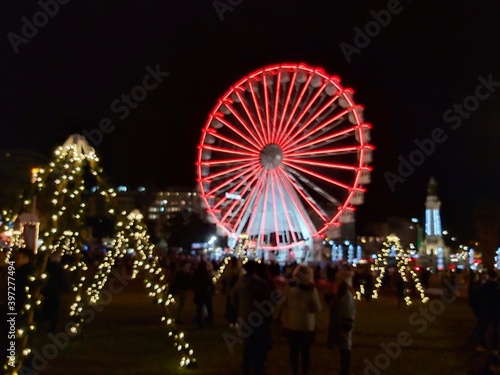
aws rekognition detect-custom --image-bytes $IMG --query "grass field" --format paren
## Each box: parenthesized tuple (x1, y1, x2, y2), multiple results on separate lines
(22, 270, 486, 375)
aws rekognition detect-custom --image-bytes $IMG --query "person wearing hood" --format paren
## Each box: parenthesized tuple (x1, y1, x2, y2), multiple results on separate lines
(278, 264, 322, 375)
(326, 268, 356, 375)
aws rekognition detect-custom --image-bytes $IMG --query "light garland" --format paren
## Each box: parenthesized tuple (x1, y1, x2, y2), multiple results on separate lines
(212, 234, 256, 284)
(4, 135, 198, 374)
(356, 234, 428, 305)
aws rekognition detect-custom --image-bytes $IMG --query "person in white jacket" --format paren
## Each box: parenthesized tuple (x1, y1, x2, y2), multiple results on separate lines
(278, 265, 322, 375)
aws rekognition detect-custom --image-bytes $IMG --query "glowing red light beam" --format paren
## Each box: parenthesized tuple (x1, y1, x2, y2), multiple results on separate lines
(270, 171, 280, 246)
(278, 81, 328, 147)
(274, 169, 299, 243)
(281, 108, 352, 152)
(286, 145, 359, 157)
(274, 70, 298, 144)
(234, 90, 268, 147)
(241, 171, 267, 234)
(279, 168, 329, 223)
(262, 74, 272, 145)
(282, 160, 352, 191)
(280, 92, 342, 149)
(203, 144, 260, 157)
(210, 116, 261, 152)
(275, 74, 313, 146)
(284, 157, 358, 171)
(248, 80, 268, 144)
(272, 70, 282, 142)
(283, 124, 357, 154)
(205, 162, 258, 197)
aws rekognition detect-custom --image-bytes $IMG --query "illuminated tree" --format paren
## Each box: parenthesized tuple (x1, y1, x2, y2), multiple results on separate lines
(5, 135, 196, 374)
(357, 234, 428, 305)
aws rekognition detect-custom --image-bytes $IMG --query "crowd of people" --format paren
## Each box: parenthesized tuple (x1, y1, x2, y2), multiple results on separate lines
(2, 247, 500, 374)
(165, 253, 500, 375)
(165, 254, 358, 375)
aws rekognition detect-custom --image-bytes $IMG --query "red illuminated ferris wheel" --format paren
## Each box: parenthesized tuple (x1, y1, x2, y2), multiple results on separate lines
(196, 63, 373, 252)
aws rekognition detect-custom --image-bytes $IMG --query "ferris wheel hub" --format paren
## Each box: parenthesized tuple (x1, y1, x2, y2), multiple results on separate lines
(259, 144, 283, 169)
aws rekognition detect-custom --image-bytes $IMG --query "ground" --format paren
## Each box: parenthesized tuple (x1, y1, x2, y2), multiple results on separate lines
(23, 269, 486, 375)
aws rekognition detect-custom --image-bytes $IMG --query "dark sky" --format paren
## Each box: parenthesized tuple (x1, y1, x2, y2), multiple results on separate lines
(2, 0, 500, 240)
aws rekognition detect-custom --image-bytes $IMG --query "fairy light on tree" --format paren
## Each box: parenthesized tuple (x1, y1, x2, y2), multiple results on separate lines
(357, 234, 429, 305)
(212, 233, 254, 284)
(5, 135, 198, 374)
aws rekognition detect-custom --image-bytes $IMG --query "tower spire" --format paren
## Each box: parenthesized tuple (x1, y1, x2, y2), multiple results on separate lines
(427, 176, 437, 196)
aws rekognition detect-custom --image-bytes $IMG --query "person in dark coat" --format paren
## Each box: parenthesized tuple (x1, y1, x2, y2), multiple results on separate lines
(220, 257, 243, 328)
(192, 261, 215, 328)
(326, 269, 356, 375)
(469, 270, 483, 343)
(232, 260, 273, 375)
(475, 269, 500, 353)
(40, 251, 69, 333)
(170, 260, 192, 324)
(475, 351, 500, 375)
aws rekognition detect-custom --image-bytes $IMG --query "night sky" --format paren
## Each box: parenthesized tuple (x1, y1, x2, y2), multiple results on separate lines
(2, 1, 500, 240)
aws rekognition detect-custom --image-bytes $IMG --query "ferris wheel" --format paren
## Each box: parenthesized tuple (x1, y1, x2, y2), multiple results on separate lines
(196, 63, 373, 253)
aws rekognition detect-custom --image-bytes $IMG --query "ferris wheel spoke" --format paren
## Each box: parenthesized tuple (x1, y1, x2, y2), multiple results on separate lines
(216, 167, 262, 215)
(202, 161, 256, 183)
(282, 160, 352, 191)
(280, 92, 341, 149)
(273, 171, 298, 243)
(257, 173, 272, 245)
(205, 162, 259, 196)
(274, 71, 298, 144)
(275, 168, 315, 236)
(212, 115, 263, 151)
(284, 124, 357, 154)
(269, 171, 281, 246)
(262, 74, 273, 145)
(275, 74, 313, 146)
(292, 123, 352, 152)
(226, 95, 272, 147)
(248, 80, 269, 144)
(271, 71, 282, 142)
(201, 156, 255, 167)
(284, 157, 358, 172)
(279, 167, 330, 222)
(287, 145, 359, 158)
(203, 144, 260, 158)
(277, 82, 328, 147)
(277, 173, 296, 242)
(282, 107, 351, 152)
(234, 90, 268, 147)
(235, 172, 267, 233)
(284, 166, 342, 206)
(223, 103, 268, 149)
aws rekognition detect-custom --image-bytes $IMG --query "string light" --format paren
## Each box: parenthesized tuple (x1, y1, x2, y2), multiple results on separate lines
(3, 135, 197, 374)
(357, 234, 428, 305)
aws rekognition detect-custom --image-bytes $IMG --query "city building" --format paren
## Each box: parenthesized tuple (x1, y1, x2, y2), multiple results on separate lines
(147, 188, 207, 240)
